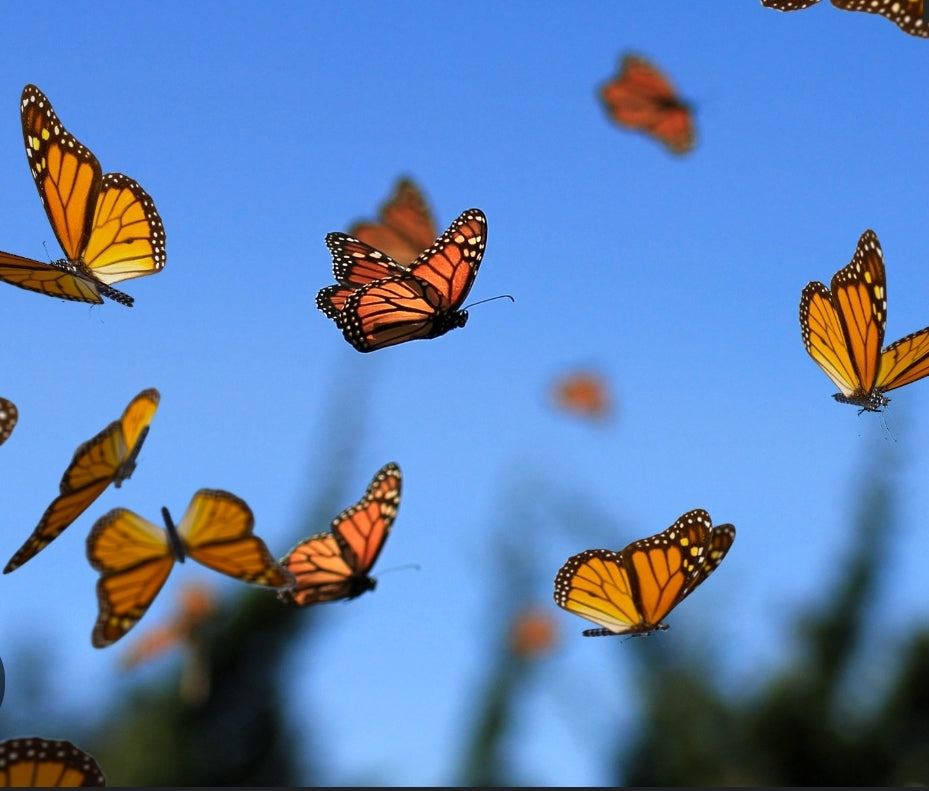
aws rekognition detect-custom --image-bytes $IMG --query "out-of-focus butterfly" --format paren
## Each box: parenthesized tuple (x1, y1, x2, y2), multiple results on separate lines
(552, 370, 613, 421)
(3, 388, 159, 574)
(599, 54, 695, 155)
(87, 489, 295, 647)
(0, 737, 105, 787)
(508, 606, 559, 659)
(317, 209, 487, 352)
(800, 229, 929, 412)
(347, 177, 438, 266)
(0, 398, 17, 446)
(760, 0, 927, 38)
(554, 509, 735, 637)
(278, 462, 401, 606)
(0, 84, 166, 307)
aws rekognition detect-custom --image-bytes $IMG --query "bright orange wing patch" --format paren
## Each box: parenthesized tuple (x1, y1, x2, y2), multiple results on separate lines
(552, 371, 612, 420)
(348, 177, 438, 265)
(87, 489, 294, 647)
(3, 388, 159, 574)
(0, 737, 105, 787)
(553, 509, 735, 637)
(0, 84, 165, 307)
(324, 209, 487, 352)
(599, 54, 695, 155)
(279, 462, 401, 606)
(800, 229, 929, 412)
(0, 398, 17, 446)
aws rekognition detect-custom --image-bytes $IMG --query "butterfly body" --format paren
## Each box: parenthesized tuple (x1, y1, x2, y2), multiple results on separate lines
(279, 462, 401, 606)
(799, 230, 929, 412)
(554, 509, 735, 637)
(318, 209, 486, 352)
(0, 85, 165, 306)
(88, 489, 295, 647)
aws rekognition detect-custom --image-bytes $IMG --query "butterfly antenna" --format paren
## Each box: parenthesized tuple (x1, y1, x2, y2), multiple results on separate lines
(377, 563, 422, 577)
(463, 294, 515, 311)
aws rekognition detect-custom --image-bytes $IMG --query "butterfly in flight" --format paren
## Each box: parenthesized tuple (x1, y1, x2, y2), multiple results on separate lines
(0, 737, 105, 787)
(554, 509, 735, 637)
(278, 462, 401, 606)
(317, 209, 487, 352)
(599, 54, 695, 155)
(87, 489, 295, 647)
(760, 0, 928, 38)
(3, 388, 159, 574)
(0, 397, 17, 446)
(800, 230, 929, 412)
(0, 84, 166, 306)
(347, 177, 438, 266)
(552, 370, 613, 421)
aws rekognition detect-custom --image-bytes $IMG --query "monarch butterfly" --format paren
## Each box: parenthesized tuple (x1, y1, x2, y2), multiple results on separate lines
(317, 209, 487, 352)
(799, 229, 929, 412)
(348, 177, 438, 266)
(554, 509, 735, 637)
(760, 0, 928, 38)
(0, 84, 166, 307)
(0, 737, 105, 787)
(87, 489, 295, 647)
(278, 462, 401, 606)
(0, 397, 17, 446)
(599, 54, 695, 155)
(552, 371, 613, 420)
(3, 388, 159, 574)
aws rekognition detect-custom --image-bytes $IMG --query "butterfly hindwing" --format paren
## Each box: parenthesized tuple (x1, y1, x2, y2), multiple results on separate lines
(0, 398, 17, 446)
(3, 389, 158, 574)
(0, 737, 106, 787)
(554, 509, 735, 637)
(279, 462, 401, 606)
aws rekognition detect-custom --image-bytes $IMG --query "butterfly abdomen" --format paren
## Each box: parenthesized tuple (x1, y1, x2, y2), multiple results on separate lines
(161, 506, 188, 563)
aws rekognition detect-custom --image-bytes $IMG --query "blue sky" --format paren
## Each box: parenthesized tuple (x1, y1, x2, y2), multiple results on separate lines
(1, 1, 928, 785)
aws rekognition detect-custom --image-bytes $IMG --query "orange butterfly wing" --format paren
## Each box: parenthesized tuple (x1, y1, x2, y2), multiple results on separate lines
(876, 326, 929, 393)
(348, 177, 438, 265)
(331, 209, 486, 352)
(554, 509, 735, 637)
(599, 54, 695, 155)
(0, 398, 17, 446)
(279, 462, 401, 606)
(0, 84, 165, 307)
(3, 388, 159, 574)
(0, 737, 105, 787)
(552, 371, 612, 420)
(317, 236, 411, 318)
(799, 230, 889, 410)
(179, 489, 295, 589)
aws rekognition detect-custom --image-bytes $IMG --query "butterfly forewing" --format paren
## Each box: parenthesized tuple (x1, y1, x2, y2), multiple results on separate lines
(760, 0, 823, 9)
(179, 489, 295, 588)
(348, 177, 437, 265)
(876, 326, 929, 392)
(0, 737, 106, 787)
(832, 0, 928, 37)
(0, 398, 17, 446)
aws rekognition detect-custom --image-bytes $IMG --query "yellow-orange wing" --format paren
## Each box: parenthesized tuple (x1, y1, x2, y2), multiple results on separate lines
(331, 210, 486, 352)
(279, 462, 401, 606)
(553, 509, 735, 637)
(0, 737, 105, 787)
(0, 84, 166, 307)
(0, 397, 17, 446)
(348, 177, 438, 265)
(3, 388, 159, 574)
(799, 230, 889, 411)
(599, 54, 695, 155)
(177, 489, 296, 589)
(86, 506, 176, 648)
(876, 326, 929, 393)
